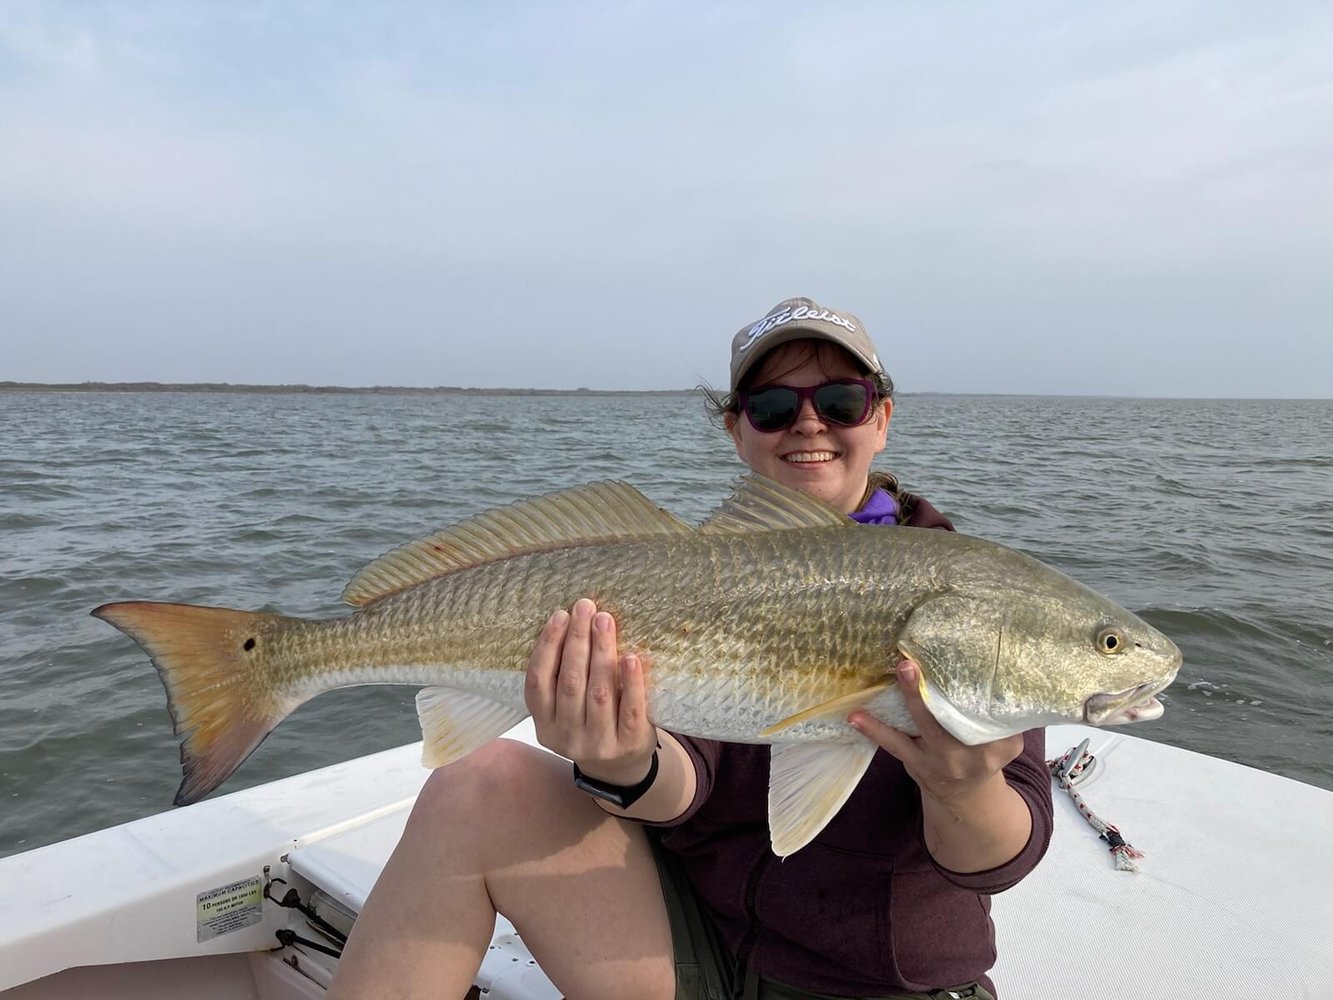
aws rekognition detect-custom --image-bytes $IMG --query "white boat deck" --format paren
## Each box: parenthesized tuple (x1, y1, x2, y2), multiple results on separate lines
(993, 725, 1333, 996)
(3, 722, 1332, 998)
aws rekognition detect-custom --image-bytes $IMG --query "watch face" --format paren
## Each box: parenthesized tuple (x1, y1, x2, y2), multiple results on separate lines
(572, 751, 659, 810)
(573, 774, 628, 808)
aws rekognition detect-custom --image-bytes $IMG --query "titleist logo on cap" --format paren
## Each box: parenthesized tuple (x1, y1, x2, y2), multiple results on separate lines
(738, 304, 859, 353)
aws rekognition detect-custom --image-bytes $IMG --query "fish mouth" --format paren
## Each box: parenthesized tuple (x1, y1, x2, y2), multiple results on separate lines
(1083, 676, 1174, 726)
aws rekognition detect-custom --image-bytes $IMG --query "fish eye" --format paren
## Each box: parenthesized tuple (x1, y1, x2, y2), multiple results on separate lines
(1095, 626, 1127, 655)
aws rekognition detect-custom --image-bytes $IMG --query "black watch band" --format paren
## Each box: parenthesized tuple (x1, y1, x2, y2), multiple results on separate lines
(572, 749, 660, 809)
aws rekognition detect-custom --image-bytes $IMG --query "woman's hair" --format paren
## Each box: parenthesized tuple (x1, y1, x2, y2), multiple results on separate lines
(700, 339, 895, 425)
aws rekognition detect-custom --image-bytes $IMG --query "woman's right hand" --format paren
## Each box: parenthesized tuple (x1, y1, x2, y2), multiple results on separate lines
(525, 598, 658, 786)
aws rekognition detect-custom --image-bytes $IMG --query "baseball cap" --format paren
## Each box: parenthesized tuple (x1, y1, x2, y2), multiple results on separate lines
(729, 297, 884, 392)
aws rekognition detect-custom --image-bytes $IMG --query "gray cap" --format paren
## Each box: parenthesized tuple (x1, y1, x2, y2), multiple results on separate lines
(729, 296, 883, 392)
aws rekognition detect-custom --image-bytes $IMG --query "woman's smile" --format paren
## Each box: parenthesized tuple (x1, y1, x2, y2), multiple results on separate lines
(782, 449, 840, 465)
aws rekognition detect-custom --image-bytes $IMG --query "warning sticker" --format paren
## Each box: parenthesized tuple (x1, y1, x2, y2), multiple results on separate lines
(196, 876, 264, 943)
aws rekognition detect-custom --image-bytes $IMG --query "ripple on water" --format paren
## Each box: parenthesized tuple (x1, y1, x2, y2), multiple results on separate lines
(2, 391, 1331, 859)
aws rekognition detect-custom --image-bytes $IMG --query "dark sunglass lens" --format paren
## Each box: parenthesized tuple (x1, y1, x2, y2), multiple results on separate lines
(746, 387, 800, 431)
(813, 382, 870, 425)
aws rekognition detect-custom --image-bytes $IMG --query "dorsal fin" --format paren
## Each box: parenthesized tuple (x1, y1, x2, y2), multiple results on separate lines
(342, 481, 692, 606)
(699, 475, 851, 534)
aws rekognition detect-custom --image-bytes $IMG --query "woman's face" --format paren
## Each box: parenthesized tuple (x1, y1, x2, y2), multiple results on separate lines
(726, 340, 891, 514)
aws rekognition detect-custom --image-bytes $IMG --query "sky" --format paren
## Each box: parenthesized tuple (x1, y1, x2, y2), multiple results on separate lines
(1, 2, 1330, 397)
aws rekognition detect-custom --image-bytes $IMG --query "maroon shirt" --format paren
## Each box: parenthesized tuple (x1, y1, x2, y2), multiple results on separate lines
(656, 494, 1054, 996)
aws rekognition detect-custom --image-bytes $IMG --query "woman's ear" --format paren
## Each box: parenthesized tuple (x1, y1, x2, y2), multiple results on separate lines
(724, 411, 745, 456)
(874, 398, 892, 450)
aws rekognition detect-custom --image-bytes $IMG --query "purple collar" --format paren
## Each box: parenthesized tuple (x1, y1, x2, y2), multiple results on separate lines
(849, 488, 898, 526)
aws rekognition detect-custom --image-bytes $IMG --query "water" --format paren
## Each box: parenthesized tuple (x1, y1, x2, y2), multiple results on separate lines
(2, 391, 1330, 857)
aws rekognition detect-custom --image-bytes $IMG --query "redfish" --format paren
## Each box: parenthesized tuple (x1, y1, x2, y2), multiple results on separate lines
(94, 476, 1180, 856)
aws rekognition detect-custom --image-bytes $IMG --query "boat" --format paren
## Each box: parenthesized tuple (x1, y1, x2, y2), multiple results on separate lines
(3, 720, 1331, 999)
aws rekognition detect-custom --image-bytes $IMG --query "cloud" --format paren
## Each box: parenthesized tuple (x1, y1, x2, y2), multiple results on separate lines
(1, 2, 1330, 395)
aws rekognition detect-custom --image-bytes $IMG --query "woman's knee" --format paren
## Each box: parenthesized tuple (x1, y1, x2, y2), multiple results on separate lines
(409, 739, 567, 830)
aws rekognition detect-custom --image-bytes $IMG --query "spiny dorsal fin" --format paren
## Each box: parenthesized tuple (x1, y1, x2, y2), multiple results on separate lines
(342, 481, 692, 607)
(699, 475, 851, 534)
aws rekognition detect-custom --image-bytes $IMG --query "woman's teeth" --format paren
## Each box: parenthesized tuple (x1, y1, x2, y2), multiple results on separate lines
(784, 451, 837, 463)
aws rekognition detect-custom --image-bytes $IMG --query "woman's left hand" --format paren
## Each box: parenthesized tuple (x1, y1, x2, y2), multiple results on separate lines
(848, 659, 1033, 871)
(847, 659, 1023, 806)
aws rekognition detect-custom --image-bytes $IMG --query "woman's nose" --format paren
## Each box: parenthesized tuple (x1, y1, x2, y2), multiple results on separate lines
(790, 397, 825, 432)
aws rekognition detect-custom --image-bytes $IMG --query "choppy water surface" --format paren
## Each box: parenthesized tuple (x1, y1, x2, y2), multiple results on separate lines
(2, 391, 1330, 856)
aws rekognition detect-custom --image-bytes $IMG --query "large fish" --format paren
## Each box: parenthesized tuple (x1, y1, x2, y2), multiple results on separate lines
(93, 477, 1180, 856)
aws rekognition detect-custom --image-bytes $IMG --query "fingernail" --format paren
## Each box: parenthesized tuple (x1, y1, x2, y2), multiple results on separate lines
(622, 652, 638, 670)
(574, 598, 594, 619)
(899, 662, 916, 683)
(549, 609, 569, 627)
(594, 612, 612, 632)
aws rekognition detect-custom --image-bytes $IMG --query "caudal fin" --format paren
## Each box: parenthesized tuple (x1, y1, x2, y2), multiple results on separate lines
(92, 601, 301, 805)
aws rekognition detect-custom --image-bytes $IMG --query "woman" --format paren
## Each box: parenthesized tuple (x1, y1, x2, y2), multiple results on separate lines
(330, 297, 1053, 1000)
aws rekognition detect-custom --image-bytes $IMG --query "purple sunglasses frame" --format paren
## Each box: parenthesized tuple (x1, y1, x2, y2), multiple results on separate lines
(737, 377, 879, 433)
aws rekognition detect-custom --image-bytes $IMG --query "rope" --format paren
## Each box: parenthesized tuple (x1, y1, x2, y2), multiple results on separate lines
(1047, 739, 1145, 873)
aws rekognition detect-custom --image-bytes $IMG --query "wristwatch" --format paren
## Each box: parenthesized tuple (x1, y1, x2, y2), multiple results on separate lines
(572, 749, 660, 809)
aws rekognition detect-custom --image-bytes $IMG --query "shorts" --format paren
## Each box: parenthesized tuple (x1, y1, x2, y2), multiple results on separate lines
(650, 836, 995, 1000)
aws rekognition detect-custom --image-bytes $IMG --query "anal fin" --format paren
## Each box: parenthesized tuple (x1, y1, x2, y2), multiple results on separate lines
(416, 688, 529, 768)
(768, 741, 878, 858)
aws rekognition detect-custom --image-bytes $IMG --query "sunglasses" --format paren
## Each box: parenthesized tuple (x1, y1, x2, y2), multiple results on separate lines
(738, 378, 878, 433)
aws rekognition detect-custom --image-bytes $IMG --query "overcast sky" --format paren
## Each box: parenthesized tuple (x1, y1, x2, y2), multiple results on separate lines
(2, 2, 1330, 396)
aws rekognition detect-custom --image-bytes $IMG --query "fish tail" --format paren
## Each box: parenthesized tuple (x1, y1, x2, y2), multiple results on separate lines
(92, 600, 302, 806)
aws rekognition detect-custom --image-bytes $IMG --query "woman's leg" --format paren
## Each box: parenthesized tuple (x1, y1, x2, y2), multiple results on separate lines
(329, 738, 678, 1000)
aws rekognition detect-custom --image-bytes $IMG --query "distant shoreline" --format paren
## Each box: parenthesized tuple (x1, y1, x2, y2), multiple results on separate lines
(2, 382, 1325, 401)
(0, 382, 695, 396)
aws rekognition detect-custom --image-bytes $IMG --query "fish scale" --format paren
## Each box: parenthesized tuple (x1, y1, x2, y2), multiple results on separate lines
(335, 547, 830, 733)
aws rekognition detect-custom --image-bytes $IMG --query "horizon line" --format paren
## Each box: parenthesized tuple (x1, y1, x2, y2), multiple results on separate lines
(1, 381, 1328, 402)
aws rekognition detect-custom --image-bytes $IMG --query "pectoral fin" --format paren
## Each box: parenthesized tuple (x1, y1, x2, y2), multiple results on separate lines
(767, 741, 878, 858)
(757, 683, 893, 738)
(416, 688, 529, 768)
